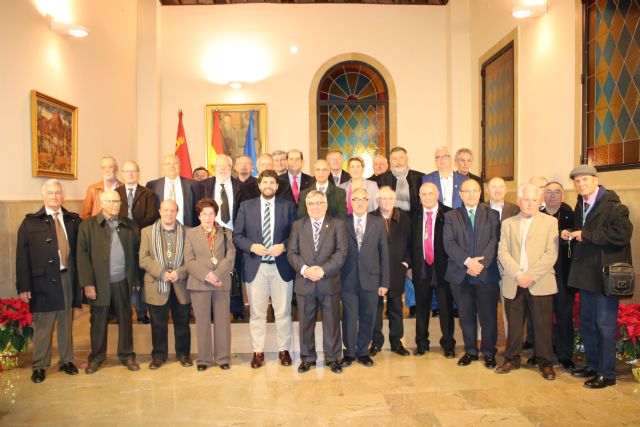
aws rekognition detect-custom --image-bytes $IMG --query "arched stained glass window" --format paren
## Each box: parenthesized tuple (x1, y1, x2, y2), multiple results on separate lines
(318, 61, 389, 176)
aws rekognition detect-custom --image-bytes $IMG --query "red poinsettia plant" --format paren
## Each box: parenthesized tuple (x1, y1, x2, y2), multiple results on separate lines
(617, 304, 640, 365)
(0, 298, 33, 353)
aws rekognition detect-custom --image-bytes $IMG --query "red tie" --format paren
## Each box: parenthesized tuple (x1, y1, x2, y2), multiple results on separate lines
(292, 175, 299, 204)
(424, 211, 434, 265)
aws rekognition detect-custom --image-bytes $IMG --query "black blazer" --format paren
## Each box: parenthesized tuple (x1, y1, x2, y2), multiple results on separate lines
(200, 176, 244, 223)
(278, 172, 313, 206)
(297, 183, 347, 219)
(410, 203, 451, 287)
(116, 185, 159, 230)
(542, 202, 574, 286)
(372, 208, 411, 297)
(145, 177, 201, 227)
(332, 170, 351, 185)
(376, 169, 425, 214)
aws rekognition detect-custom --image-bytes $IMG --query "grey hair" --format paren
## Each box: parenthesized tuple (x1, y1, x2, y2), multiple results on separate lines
(305, 190, 327, 202)
(517, 183, 540, 199)
(454, 148, 473, 161)
(215, 154, 234, 167)
(41, 179, 64, 196)
(271, 149, 287, 156)
(376, 186, 396, 199)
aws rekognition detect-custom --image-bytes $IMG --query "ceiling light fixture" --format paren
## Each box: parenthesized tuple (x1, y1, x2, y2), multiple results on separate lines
(49, 21, 90, 38)
(512, 0, 548, 19)
(229, 82, 243, 89)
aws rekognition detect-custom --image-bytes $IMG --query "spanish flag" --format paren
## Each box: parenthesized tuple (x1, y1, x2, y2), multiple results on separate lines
(207, 110, 224, 175)
(175, 110, 193, 178)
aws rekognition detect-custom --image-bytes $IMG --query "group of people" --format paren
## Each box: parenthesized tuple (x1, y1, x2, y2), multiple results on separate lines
(16, 145, 633, 390)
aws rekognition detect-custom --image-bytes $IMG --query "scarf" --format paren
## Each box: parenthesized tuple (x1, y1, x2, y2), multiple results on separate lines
(151, 220, 185, 295)
(392, 168, 411, 211)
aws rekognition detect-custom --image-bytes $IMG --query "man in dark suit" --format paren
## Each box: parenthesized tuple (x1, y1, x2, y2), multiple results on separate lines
(455, 148, 485, 203)
(233, 170, 297, 368)
(422, 146, 467, 209)
(410, 182, 456, 358)
(340, 188, 390, 368)
(146, 153, 201, 227)
(297, 159, 347, 218)
(443, 179, 501, 368)
(376, 147, 425, 214)
(326, 149, 351, 185)
(279, 149, 313, 206)
(287, 190, 348, 374)
(16, 179, 82, 383)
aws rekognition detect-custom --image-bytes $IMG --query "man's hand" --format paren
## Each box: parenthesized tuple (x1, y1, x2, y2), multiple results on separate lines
(569, 230, 583, 242)
(560, 229, 572, 241)
(251, 243, 269, 256)
(466, 257, 485, 276)
(84, 286, 97, 300)
(267, 243, 285, 257)
(378, 287, 388, 297)
(18, 291, 31, 304)
(516, 273, 535, 288)
(304, 266, 323, 282)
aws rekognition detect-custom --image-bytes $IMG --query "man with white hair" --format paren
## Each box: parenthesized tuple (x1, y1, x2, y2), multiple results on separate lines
(81, 156, 122, 219)
(422, 146, 467, 209)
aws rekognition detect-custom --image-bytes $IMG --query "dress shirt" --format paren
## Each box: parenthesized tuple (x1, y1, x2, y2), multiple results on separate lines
(489, 200, 504, 220)
(439, 172, 454, 208)
(316, 183, 328, 193)
(422, 206, 438, 260)
(519, 215, 534, 273)
(288, 172, 302, 188)
(164, 177, 185, 225)
(353, 213, 367, 242)
(214, 177, 234, 230)
(45, 207, 68, 269)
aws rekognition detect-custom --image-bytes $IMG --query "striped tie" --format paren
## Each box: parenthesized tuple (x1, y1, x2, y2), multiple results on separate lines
(262, 201, 273, 261)
(313, 220, 322, 252)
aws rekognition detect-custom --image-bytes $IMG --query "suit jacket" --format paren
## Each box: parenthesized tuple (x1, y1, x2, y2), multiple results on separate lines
(541, 202, 574, 285)
(498, 213, 559, 298)
(233, 196, 297, 283)
(372, 208, 411, 297)
(116, 184, 159, 230)
(297, 183, 347, 219)
(200, 176, 244, 223)
(184, 225, 235, 292)
(287, 216, 348, 296)
(341, 214, 390, 293)
(237, 176, 261, 204)
(410, 203, 451, 287)
(443, 204, 501, 285)
(484, 201, 520, 222)
(422, 170, 467, 209)
(80, 180, 123, 219)
(332, 170, 351, 185)
(377, 169, 425, 214)
(279, 172, 313, 206)
(138, 222, 190, 306)
(338, 179, 379, 212)
(146, 177, 201, 227)
(16, 206, 82, 312)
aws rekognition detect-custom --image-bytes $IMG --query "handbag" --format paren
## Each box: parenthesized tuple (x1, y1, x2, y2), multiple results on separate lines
(602, 262, 635, 297)
(222, 228, 243, 298)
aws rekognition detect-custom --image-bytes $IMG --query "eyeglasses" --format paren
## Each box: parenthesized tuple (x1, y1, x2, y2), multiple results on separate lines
(306, 201, 327, 207)
(460, 189, 480, 194)
(102, 200, 121, 204)
(351, 198, 369, 202)
(435, 155, 451, 160)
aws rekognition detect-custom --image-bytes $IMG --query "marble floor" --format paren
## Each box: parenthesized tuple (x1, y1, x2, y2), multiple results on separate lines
(1, 313, 640, 426)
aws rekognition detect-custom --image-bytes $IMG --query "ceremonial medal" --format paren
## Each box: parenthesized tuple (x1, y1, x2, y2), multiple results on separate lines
(211, 256, 218, 265)
(167, 249, 172, 257)
(423, 232, 428, 240)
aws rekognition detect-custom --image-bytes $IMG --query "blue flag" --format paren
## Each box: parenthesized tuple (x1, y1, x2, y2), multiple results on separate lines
(243, 111, 258, 177)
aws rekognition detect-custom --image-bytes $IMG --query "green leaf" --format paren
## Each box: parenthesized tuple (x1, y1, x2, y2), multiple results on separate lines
(10, 335, 25, 353)
(0, 334, 9, 351)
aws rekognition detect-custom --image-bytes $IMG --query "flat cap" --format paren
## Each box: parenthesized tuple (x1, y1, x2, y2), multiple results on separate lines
(569, 164, 598, 180)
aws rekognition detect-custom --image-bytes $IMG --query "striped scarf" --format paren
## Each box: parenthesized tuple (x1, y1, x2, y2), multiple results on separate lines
(151, 220, 185, 295)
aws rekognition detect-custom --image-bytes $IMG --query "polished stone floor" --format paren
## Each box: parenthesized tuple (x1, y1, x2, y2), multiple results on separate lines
(1, 313, 639, 426)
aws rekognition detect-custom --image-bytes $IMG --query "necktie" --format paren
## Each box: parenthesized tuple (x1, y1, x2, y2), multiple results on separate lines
(469, 208, 475, 228)
(220, 183, 230, 223)
(168, 181, 176, 201)
(262, 202, 273, 261)
(356, 218, 364, 251)
(334, 175, 340, 185)
(292, 176, 299, 204)
(313, 220, 321, 252)
(424, 211, 434, 265)
(127, 187, 134, 219)
(53, 212, 69, 267)
(319, 186, 326, 194)
(582, 202, 590, 225)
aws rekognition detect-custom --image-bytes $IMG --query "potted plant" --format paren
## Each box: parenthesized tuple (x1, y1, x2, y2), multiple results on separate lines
(0, 298, 33, 371)
(616, 304, 640, 382)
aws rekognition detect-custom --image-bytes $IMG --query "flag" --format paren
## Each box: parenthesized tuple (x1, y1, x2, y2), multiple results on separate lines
(208, 110, 224, 175)
(175, 110, 193, 178)
(243, 110, 258, 177)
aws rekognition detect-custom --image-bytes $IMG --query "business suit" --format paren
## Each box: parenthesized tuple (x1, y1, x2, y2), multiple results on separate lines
(287, 216, 348, 363)
(498, 212, 558, 368)
(422, 171, 467, 209)
(184, 225, 235, 367)
(339, 179, 379, 213)
(297, 183, 347, 218)
(341, 214, 390, 358)
(443, 204, 501, 357)
(485, 200, 520, 222)
(411, 203, 456, 351)
(377, 169, 425, 214)
(116, 185, 159, 229)
(279, 172, 313, 206)
(331, 169, 351, 185)
(146, 177, 201, 227)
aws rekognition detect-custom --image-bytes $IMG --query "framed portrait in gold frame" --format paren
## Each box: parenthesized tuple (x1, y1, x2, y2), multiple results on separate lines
(31, 90, 78, 179)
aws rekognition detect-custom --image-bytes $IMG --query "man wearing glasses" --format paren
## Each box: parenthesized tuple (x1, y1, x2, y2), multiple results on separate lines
(77, 190, 142, 374)
(422, 146, 467, 209)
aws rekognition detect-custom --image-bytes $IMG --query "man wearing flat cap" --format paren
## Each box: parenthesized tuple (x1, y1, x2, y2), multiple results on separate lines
(561, 165, 633, 389)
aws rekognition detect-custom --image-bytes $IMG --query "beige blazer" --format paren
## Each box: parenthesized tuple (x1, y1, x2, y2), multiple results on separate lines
(139, 224, 190, 306)
(498, 212, 559, 299)
(184, 224, 235, 292)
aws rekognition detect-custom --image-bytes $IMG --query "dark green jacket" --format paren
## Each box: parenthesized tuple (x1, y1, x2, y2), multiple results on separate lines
(77, 212, 141, 306)
(297, 183, 347, 219)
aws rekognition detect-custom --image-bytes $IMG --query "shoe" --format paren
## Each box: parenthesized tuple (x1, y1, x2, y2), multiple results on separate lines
(527, 356, 538, 366)
(122, 359, 140, 371)
(279, 350, 292, 366)
(149, 359, 164, 370)
(31, 369, 45, 383)
(137, 315, 151, 324)
(443, 349, 455, 359)
(85, 361, 101, 374)
(341, 356, 356, 367)
(431, 309, 439, 318)
(391, 345, 410, 356)
(413, 345, 428, 356)
(522, 341, 533, 350)
(409, 306, 416, 318)
(59, 362, 79, 375)
(178, 356, 193, 367)
(496, 360, 520, 374)
(541, 366, 556, 380)
(559, 359, 576, 370)
(232, 313, 244, 322)
(219, 363, 230, 370)
(357, 356, 374, 367)
(369, 345, 382, 356)
(571, 367, 597, 378)
(328, 360, 342, 374)
(484, 356, 497, 368)
(584, 375, 616, 389)
(453, 308, 459, 318)
(197, 364, 208, 371)
(251, 352, 265, 369)
(457, 353, 479, 366)
(297, 361, 316, 373)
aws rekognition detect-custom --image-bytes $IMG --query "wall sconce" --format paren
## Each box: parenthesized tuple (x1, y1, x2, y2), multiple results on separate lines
(49, 20, 90, 38)
(512, 0, 548, 19)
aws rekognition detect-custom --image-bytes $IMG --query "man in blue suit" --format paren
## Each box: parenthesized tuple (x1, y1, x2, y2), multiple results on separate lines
(443, 179, 501, 368)
(233, 170, 297, 369)
(422, 146, 467, 209)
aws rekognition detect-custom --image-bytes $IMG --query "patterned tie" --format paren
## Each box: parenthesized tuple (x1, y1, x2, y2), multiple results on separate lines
(220, 183, 230, 223)
(168, 181, 176, 201)
(424, 211, 434, 265)
(262, 201, 273, 261)
(313, 220, 322, 252)
(52, 212, 69, 267)
(292, 176, 299, 204)
(127, 187, 134, 220)
(469, 208, 475, 229)
(334, 175, 340, 185)
(356, 218, 364, 251)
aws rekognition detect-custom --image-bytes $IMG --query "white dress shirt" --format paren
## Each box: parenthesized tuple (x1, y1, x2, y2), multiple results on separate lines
(214, 178, 235, 230)
(164, 177, 185, 225)
(439, 173, 454, 208)
(490, 200, 504, 220)
(45, 207, 68, 269)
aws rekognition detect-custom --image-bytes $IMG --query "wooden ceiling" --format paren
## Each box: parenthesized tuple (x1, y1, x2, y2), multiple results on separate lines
(160, 0, 448, 5)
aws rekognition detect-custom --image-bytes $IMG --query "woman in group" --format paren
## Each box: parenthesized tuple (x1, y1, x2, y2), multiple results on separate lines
(184, 198, 235, 371)
(339, 156, 379, 213)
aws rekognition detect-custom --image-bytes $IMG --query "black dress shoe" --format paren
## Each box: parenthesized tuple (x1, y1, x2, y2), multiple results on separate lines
(571, 367, 597, 378)
(391, 345, 410, 356)
(357, 356, 374, 367)
(197, 364, 208, 371)
(413, 345, 428, 356)
(85, 362, 101, 374)
(431, 309, 439, 318)
(584, 375, 616, 389)
(457, 353, 479, 366)
(408, 306, 416, 318)
(484, 356, 497, 368)
(443, 349, 455, 359)
(369, 345, 382, 356)
(328, 361, 342, 374)
(31, 369, 45, 383)
(297, 361, 316, 373)
(526, 356, 538, 366)
(559, 359, 576, 370)
(219, 363, 230, 370)
(137, 315, 151, 324)
(341, 356, 356, 367)
(59, 362, 79, 375)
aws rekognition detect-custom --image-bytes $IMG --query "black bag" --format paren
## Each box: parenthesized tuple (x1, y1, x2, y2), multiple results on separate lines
(602, 263, 635, 297)
(222, 228, 242, 298)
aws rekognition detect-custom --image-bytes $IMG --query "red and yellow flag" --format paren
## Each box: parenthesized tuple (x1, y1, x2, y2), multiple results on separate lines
(175, 110, 193, 178)
(207, 111, 224, 175)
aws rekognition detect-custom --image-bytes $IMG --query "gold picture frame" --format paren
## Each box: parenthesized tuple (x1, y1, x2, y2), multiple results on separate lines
(31, 90, 78, 179)
(204, 103, 267, 172)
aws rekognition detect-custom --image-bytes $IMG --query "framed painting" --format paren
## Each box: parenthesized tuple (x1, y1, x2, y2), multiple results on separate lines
(204, 103, 267, 173)
(31, 90, 78, 179)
